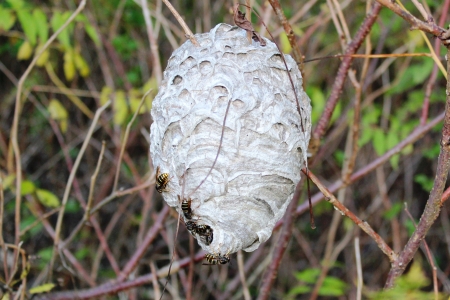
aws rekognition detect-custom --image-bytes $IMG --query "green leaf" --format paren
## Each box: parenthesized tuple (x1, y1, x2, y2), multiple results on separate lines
(113, 90, 129, 126)
(0, 7, 16, 31)
(383, 202, 402, 220)
(36, 189, 60, 208)
(7, 0, 25, 10)
(20, 180, 36, 195)
(319, 276, 347, 296)
(280, 32, 292, 54)
(294, 268, 320, 283)
(17, 40, 33, 60)
(372, 128, 385, 156)
(32, 8, 48, 43)
(307, 86, 325, 125)
(51, 11, 71, 49)
(397, 260, 429, 289)
(17, 9, 37, 45)
(29, 283, 56, 294)
(288, 285, 311, 296)
(414, 174, 434, 191)
(63, 49, 75, 81)
(84, 23, 100, 45)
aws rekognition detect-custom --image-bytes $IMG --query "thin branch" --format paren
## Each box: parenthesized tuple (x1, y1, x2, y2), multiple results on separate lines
(267, 0, 305, 80)
(355, 237, 363, 300)
(49, 100, 111, 277)
(313, 2, 382, 140)
(384, 47, 450, 288)
(161, 0, 199, 46)
(237, 250, 251, 300)
(140, 0, 163, 83)
(375, 0, 448, 43)
(113, 90, 152, 192)
(303, 169, 397, 262)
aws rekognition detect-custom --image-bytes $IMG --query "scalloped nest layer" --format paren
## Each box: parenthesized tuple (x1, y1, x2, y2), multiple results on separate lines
(150, 23, 311, 255)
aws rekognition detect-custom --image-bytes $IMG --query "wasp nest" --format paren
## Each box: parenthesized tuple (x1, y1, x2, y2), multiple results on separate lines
(150, 23, 311, 256)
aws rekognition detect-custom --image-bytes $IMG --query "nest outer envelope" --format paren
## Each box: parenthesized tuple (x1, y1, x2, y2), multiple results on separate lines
(150, 23, 311, 255)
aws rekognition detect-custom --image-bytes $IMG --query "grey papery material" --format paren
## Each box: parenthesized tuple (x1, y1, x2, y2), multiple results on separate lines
(150, 23, 311, 255)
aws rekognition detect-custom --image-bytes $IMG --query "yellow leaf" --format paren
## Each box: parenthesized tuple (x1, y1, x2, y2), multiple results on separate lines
(113, 90, 129, 126)
(36, 189, 60, 208)
(1, 292, 10, 300)
(35, 44, 50, 67)
(48, 99, 68, 120)
(279, 32, 291, 54)
(29, 283, 56, 294)
(3, 174, 15, 190)
(17, 40, 33, 60)
(100, 86, 112, 106)
(129, 88, 145, 114)
(63, 50, 75, 81)
(74, 52, 90, 77)
(48, 99, 68, 133)
(20, 180, 36, 195)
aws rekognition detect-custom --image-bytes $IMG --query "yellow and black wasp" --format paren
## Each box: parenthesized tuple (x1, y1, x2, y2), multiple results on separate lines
(203, 253, 230, 265)
(155, 166, 170, 193)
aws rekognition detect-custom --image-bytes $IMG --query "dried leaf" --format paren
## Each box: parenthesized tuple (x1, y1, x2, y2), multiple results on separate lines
(233, 5, 266, 46)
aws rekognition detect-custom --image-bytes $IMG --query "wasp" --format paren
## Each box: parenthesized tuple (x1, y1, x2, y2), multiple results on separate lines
(196, 224, 213, 245)
(155, 166, 170, 193)
(203, 253, 230, 265)
(179, 196, 193, 219)
(185, 221, 197, 232)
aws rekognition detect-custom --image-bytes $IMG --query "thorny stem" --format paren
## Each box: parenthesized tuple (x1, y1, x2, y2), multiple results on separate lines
(384, 47, 450, 288)
(313, 2, 382, 141)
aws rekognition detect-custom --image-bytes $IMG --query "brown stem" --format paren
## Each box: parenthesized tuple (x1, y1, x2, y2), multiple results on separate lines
(313, 2, 382, 141)
(117, 205, 170, 282)
(384, 47, 450, 288)
(305, 170, 397, 262)
(375, 0, 447, 41)
(267, 0, 305, 82)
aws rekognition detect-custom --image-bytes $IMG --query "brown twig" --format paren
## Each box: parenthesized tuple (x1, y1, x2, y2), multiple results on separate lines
(267, 0, 305, 80)
(49, 100, 111, 278)
(313, 2, 382, 141)
(117, 205, 170, 282)
(161, 0, 199, 46)
(384, 48, 450, 287)
(139, 0, 163, 83)
(375, 0, 448, 43)
(403, 203, 439, 298)
(305, 169, 397, 262)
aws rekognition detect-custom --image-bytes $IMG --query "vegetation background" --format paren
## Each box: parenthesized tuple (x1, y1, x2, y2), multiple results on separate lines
(0, 0, 449, 299)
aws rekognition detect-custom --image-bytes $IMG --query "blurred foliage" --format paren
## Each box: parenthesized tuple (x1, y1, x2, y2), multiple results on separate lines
(0, 0, 448, 298)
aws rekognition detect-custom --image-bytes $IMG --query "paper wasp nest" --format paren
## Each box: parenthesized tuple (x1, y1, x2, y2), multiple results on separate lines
(150, 23, 311, 255)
